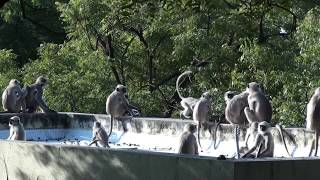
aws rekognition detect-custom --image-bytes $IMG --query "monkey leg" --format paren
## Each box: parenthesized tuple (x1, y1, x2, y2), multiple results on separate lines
(88, 140, 99, 146)
(315, 132, 319, 156)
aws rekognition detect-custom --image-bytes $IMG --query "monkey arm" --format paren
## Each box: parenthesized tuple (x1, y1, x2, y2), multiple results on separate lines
(242, 135, 262, 158)
(244, 132, 251, 147)
(34, 90, 50, 112)
(7, 129, 13, 140)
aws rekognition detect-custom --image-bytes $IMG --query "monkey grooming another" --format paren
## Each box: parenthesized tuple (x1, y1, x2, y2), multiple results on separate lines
(193, 91, 212, 149)
(243, 82, 293, 156)
(106, 84, 139, 146)
(89, 121, 110, 148)
(178, 123, 199, 155)
(7, 116, 25, 141)
(244, 82, 272, 123)
(242, 121, 274, 158)
(224, 89, 249, 158)
(176, 71, 199, 119)
(306, 87, 320, 156)
(24, 76, 55, 113)
(2, 79, 27, 113)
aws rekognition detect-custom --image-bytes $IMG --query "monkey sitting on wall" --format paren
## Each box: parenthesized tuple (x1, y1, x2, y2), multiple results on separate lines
(89, 121, 109, 148)
(2, 79, 27, 113)
(24, 76, 55, 113)
(178, 123, 199, 155)
(7, 116, 25, 141)
(242, 121, 274, 158)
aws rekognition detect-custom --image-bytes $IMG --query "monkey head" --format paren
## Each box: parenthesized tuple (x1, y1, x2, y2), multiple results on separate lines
(35, 76, 48, 86)
(185, 123, 197, 133)
(258, 121, 270, 135)
(9, 116, 21, 126)
(250, 122, 259, 130)
(9, 79, 20, 86)
(115, 84, 128, 96)
(246, 82, 261, 93)
(224, 91, 237, 103)
(314, 87, 320, 95)
(93, 121, 101, 128)
(201, 91, 212, 99)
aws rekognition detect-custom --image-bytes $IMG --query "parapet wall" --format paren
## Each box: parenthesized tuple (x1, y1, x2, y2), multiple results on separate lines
(0, 140, 320, 180)
(0, 113, 319, 180)
(0, 112, 313, 147)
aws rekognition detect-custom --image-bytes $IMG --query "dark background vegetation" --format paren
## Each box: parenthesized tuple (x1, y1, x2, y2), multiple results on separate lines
(1, 0, 320, 126)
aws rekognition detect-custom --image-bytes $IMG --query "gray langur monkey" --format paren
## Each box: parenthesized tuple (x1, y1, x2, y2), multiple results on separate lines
(225, 90, 249, 125)
(7, 116, 25, 141)
(178, 123, 199, 155)
(176, 71, 199, 119)
(224, 90, 249, 158)
(244, 122, 259, 149)
(2, 79, 27, 113)
(224, 91, 238, 104)
(242, 121, 274, 158)
(306, 87, 320, 156)
(244, 82, 272, 123)
(24, 76, 55, 113)
(106, 85, 139, 142)
(244, 82, 293, 157)
(89, 121, 110, 148)
(193, 91, 212, 149)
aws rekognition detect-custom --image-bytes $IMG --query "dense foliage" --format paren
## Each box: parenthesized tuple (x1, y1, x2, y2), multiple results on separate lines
(1, 0, 320, 126)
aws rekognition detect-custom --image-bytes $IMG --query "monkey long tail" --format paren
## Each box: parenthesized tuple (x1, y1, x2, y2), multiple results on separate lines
(197, 121, 202, 150)
(235, 126, 240, 159)
(212, 115, 223, 149)
(276, 124, 292, 157)
(176, 71, 193, 100)
(108, 115, 114, 137)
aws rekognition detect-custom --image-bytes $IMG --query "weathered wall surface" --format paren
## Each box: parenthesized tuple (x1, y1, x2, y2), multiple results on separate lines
(0, 140, 234, 180)
(1, 140, 320, 180)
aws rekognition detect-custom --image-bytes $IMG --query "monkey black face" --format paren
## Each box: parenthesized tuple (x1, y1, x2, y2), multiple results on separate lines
(116, 85, 127, 93)
(94, 121, 101, 128)
(9, 116, 20, 126)
(259, 124, 267, 132)
(186, 123, 197, 133)
(258, 121, 269, 132)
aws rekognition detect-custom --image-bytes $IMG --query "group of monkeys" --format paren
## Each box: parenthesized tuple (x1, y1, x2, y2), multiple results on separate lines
(3, 78, 140, 149)
(176, 71, 320, 158)
(4, 72, 320, 159)
(3, 76, 54, 141)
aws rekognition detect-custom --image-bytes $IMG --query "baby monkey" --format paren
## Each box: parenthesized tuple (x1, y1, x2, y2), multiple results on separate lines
(178, 123, 199, 155)
(7, 116, 25, 141)
(89, 121, 110, 148)
(242, 121, 274, 158)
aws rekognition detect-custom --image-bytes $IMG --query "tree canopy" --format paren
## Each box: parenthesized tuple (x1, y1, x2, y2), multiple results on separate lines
(1, 0, 320, 126)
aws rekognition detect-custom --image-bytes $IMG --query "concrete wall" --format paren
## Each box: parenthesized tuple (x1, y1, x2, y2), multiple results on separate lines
(1, 140, 320, 180)
(0, 140, 234, 180)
